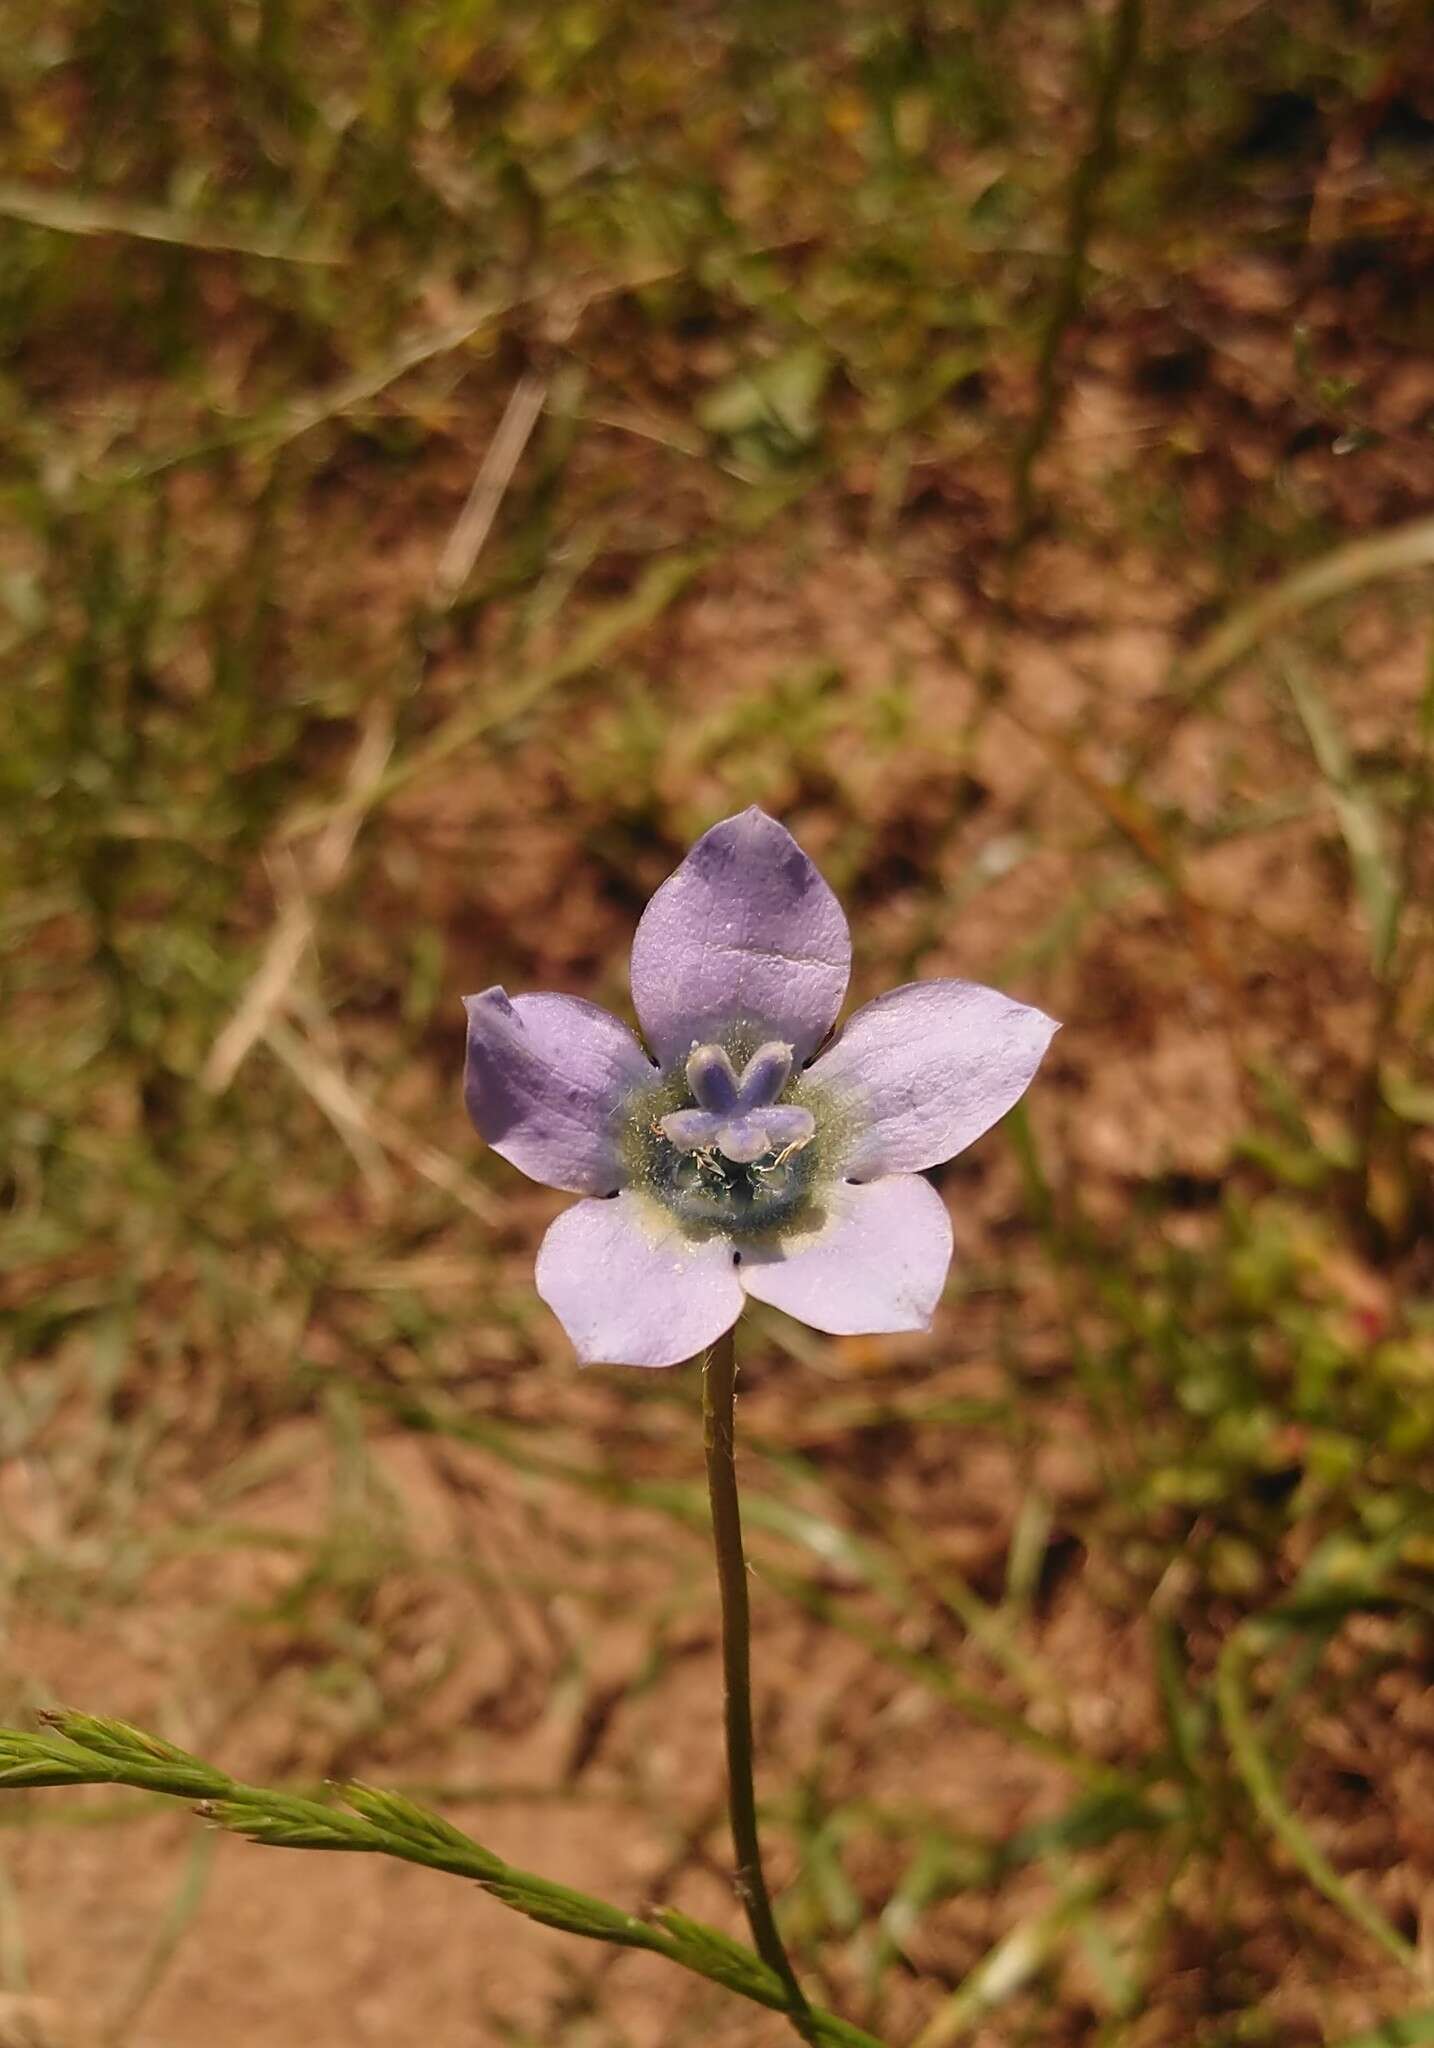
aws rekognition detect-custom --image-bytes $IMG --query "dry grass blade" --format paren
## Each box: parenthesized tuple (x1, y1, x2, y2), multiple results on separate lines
(996, 695, 1237, 999)
(107, 295, 518, 485)
(200, 705, 394, 1094)
(263, 1017, 395, 1199)
(272, 1011, 498, 1221)
(1278, 644, 1397, 975)
(910, 1876, 1107, 2048)
(101, 256, 685, 486)
(429, 370, 551, 610)
(356, 1114, 499, 1222)
(205, 342, 564, 1101)
(1137, 515, 1434, 770)
(0, 178, 340, 263)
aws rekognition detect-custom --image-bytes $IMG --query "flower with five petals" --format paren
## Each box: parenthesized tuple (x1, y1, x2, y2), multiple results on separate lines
(463, 808, 1056, 1367)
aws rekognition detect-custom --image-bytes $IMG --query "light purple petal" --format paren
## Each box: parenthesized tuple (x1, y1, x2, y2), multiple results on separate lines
(738, 1174, 952, 1334)
(630, 808, 851, 1069)
(463, 987, 654, 1195)
(535, 1192, 743, 1367)
(807, 980, 1058, 1177)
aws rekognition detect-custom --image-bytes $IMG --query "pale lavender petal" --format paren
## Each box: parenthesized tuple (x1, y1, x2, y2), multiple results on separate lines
(687, 1044, 740, 1112)
(738, 1174, 952, 1334)
(630, 809, 851, 1068)
(535, 1192, 743, 1367)
(807, 980, 1058, 1177)
(736, 1040, 793, 1110)
(463, 987, 654, 1195)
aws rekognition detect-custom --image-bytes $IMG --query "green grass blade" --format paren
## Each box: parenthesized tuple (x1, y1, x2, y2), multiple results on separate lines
(0, 1716, 888, 2046)
(1216, 1630, 1418, 1973)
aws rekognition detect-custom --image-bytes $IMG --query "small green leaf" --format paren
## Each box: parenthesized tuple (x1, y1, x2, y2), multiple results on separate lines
(1382, 1071, 1434, 1127)
(697, 344, 832, 458)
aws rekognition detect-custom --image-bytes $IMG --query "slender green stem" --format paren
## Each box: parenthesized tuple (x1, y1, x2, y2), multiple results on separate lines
(702, 1326, 819, 2045)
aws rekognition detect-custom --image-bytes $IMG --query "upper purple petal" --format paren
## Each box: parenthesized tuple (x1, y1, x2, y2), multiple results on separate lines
(806, 979, 1058, 1177)
(738, 1173, 952, 1334)
(630, 809, 851, 1069)
(535, 1191, 744, 1366)
(463, 987, 654, 1194)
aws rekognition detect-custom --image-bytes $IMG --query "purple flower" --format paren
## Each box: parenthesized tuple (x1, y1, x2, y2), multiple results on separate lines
(463, 808, 1057, 1368)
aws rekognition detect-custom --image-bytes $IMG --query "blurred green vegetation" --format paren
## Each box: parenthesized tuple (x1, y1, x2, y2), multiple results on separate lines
(2, 1, 1434, 2042)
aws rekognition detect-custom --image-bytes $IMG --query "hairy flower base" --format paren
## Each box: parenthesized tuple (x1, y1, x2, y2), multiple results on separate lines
(620, 1054, 844, 1240)
(650, 1134, 817, 1236)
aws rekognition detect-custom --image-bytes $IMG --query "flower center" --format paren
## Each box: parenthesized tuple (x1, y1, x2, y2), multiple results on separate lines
(660, 1040, 815, 1167)
(625, 1038, 821, 1237)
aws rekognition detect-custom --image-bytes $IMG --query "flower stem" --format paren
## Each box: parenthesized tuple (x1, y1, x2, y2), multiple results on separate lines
(702, 1326, 819, 2046)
